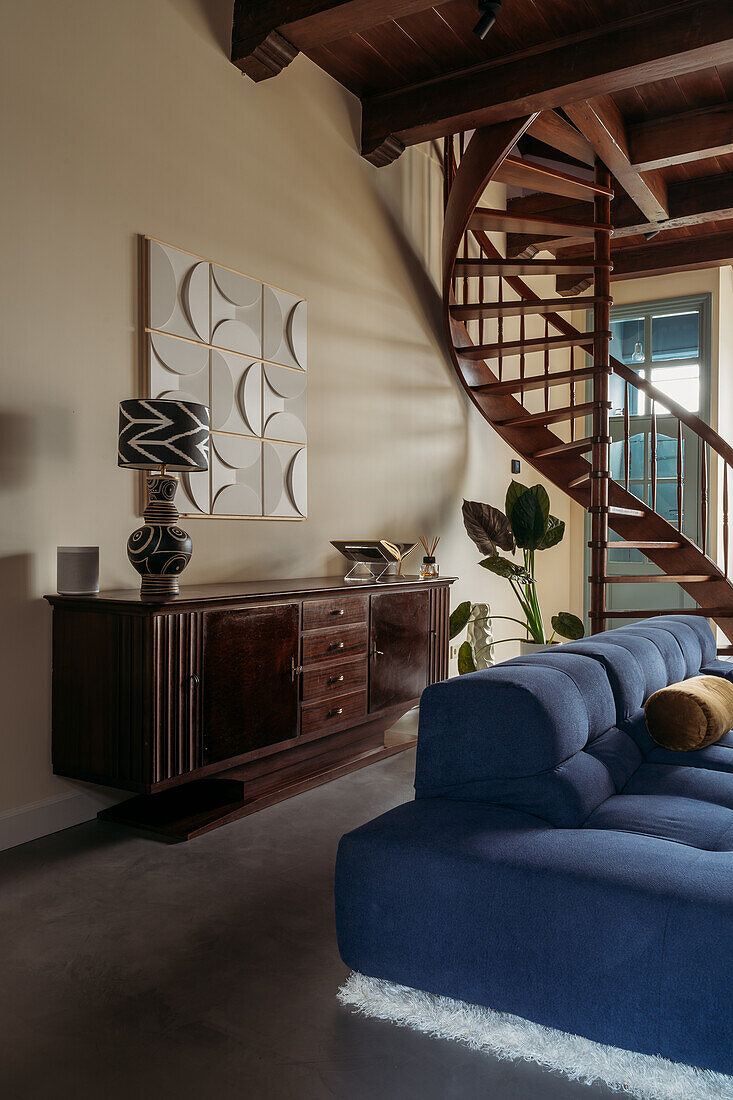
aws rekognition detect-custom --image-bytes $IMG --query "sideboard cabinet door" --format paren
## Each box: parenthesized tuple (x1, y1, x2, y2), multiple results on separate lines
(203, 603, 299, 765)
(369, 590, 430, 713)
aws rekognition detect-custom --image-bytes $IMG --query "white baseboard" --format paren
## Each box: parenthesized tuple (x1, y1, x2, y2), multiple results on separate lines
(0, 787, 123, 853)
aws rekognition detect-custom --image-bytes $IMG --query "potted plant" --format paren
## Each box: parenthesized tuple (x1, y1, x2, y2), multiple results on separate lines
(450, 481, 584, 673)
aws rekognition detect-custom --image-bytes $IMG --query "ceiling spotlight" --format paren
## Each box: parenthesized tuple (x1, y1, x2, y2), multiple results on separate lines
(474, 0, 502, 39)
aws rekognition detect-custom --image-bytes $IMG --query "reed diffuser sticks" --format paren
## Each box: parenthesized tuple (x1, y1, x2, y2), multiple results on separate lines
(419, 535, 440, 557)
(419, 535, 440, 577)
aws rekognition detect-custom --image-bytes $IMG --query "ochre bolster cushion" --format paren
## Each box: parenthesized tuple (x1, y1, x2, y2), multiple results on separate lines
(645, 675, 733, 751)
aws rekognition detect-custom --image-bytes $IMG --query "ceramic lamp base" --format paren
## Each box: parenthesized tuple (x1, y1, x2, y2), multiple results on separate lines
(139, 574, 181, 597)
(127, 474, 192, 598)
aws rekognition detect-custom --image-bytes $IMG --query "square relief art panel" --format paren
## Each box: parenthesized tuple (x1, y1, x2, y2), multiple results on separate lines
(143, 237, 307, 519)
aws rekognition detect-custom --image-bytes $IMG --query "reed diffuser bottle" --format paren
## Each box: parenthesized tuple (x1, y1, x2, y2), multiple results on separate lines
(419, 535, 440, 579)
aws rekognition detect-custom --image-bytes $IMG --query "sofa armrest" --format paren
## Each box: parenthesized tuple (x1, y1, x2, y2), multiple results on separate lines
(702, 659, 733, 682)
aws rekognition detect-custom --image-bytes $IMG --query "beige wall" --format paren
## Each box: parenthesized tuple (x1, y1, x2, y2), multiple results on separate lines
(0, 0, 580, 821)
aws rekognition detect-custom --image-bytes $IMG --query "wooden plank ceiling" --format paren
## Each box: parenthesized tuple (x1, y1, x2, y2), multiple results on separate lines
(231, 0, 733, 286)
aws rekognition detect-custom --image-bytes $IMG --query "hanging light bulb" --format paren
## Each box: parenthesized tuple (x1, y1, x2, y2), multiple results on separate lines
(632, 341, 644, 363)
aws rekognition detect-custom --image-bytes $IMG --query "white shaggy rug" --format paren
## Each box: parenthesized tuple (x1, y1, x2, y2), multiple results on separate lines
(338, 972, 733, 1100)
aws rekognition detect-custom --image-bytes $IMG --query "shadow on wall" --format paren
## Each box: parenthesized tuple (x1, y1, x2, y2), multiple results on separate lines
(173, 0, 235, 56)
(0, 554, 52, 808)
(0, 411, 35, 490)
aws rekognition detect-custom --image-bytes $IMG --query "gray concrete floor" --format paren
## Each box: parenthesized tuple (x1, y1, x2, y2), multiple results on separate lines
(0, 750, 617, 1100)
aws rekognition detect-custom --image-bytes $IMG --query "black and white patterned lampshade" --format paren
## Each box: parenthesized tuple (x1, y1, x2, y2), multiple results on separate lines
(118, 399, 209, 472)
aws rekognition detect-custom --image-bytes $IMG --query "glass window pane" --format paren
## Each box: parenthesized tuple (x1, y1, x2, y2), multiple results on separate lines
(651, 311, 699, 361)
(610, 317, 644, 365)
(629, 480, 647, 504)
(656, 481, 682, 527)
(629, 434, 645, 480)
(608, 528, 643, 564)
(649, 364, 700, 413)
(655, 432, 683, 479)
(609, 372, 626, 416)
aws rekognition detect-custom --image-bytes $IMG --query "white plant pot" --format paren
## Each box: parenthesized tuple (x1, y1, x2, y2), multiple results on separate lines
(519, 640, 556, 656)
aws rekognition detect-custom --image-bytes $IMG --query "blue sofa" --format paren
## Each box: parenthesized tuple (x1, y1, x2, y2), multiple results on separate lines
(335, 616, 733, 1074)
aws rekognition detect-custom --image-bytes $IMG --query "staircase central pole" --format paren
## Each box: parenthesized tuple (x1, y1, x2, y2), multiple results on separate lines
(590, 160, 612, 634)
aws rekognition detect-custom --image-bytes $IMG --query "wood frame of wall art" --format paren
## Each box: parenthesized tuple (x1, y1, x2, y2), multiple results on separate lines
(140, 235, 307, 521)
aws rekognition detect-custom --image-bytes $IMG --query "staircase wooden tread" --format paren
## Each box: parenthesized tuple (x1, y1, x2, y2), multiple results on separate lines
(472, 366, 594, 396)
(499, 400, 607, 428)
(590, 608, 728, 619)
(457, 331, 609, 359)
(599, 540, 682, 550)
(596, 575, 715, 583)
(494, 156, 614, 203)
(451, 296, 612, 321)
(534, 437, 595, 458)
(454, 258, 611, 276)
(469, 207, 611, 239)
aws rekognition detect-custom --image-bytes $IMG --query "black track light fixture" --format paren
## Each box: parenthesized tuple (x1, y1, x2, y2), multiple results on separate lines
(473, 0, 502, 39)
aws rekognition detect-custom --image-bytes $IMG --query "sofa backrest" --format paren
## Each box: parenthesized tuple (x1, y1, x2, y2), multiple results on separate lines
(560, 616, 716, 750)
(415, 653, 623, 827)
(415, 617, 717, 828)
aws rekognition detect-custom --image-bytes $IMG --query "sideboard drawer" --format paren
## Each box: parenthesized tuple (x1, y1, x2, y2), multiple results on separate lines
(301, 690, 367, 736)
(301, 657, 367, 702)
(302, 623, 367, 665)
(302, 594, 368, 632)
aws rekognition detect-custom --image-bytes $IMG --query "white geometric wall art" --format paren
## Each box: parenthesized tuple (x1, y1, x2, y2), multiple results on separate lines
(179, 466, 211, 516)
(148, 240, 210, 343)
(148, 332, 210, 406)
(211, 351, 262, 436)
(263, 286, 307, 370)
(211, 265, 262, 357)
(262, 364, 306, 443)
(142, 236, 307, 519)
(263, 441, 307, 518)
(211, 434, 263, 517)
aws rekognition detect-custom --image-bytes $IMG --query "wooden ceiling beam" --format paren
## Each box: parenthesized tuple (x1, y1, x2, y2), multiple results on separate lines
(230, 0, 437, 81)
(506, 173, 733, 252)
(361, 0, 733, 165)
(629, 103, 733, 172)
(564, 97, 669, 223)
(555, 230, 733, 294)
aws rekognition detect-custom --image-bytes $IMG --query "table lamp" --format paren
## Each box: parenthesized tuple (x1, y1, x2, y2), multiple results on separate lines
(118, 398, 209, 597)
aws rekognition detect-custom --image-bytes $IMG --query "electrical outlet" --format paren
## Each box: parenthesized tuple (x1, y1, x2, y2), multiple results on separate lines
(450, 645, 458, 660)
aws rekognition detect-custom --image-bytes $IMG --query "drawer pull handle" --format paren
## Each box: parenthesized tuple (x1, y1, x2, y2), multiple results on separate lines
(329, 641, 345, 650)
(189, 673, 200, 688)
(329, 674, 345, 684)
(327, 707, 344, 719)
(330, 608, 345, 616)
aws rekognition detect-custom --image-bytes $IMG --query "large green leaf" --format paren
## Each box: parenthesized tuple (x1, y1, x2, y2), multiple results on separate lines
(552, 612, 585, 641)
(449, 600, 472, 640)
(479, 555, 532, 583)
(462, 499, 515, 555)
(537, 514, 565, 551)
(510, 484, 550, 549)
(457, 640, 477, 675)
(505, 480, 528, 523)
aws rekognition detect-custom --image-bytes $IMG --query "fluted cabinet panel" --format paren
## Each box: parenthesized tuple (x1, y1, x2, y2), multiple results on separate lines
(428, 585, 450, 685)
(152, 612, 203, 784)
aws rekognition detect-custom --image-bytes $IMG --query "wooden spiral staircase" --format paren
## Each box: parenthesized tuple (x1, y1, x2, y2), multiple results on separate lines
(442, 114, 733, 648)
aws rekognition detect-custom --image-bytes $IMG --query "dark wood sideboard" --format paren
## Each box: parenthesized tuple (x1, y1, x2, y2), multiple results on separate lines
(45, 575, 454, 840)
